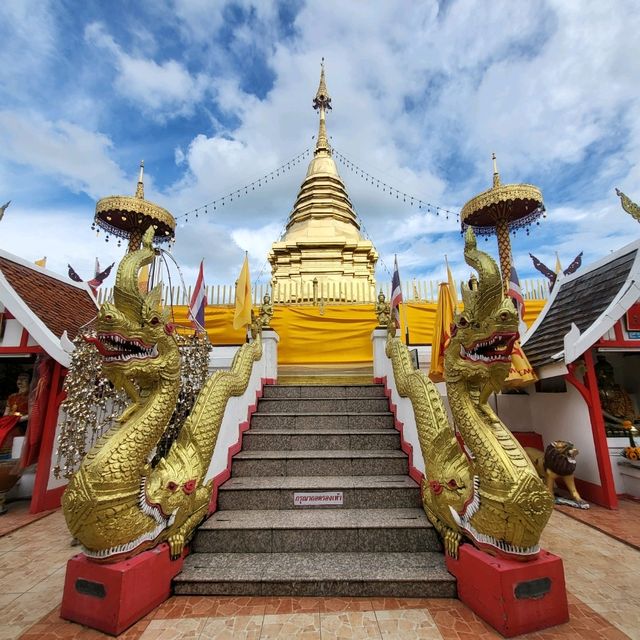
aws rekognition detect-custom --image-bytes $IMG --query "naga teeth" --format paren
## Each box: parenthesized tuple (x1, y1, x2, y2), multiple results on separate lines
(449, 475, 540, 558)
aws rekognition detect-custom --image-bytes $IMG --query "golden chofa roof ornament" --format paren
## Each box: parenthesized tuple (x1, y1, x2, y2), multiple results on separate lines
(615, 188, 640, 223)
(93, 161, 176, 252)
(461, 153, 545, 292)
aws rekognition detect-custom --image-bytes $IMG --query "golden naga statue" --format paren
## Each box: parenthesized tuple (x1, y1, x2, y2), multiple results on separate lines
(386, 228, 553, 560)
(62, 228, 262, 561)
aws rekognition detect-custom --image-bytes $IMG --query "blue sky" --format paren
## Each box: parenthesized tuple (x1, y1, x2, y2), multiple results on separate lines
(0, 0, 639, 291)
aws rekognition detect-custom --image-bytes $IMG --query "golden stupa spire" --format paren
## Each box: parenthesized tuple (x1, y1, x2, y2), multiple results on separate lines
(313, 59, 332, 155)
(492, 152, 501, 188)
(135, 160, 145, 198)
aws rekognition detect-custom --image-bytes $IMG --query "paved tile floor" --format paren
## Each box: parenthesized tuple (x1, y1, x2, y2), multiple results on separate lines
(0, 499, 638, 639)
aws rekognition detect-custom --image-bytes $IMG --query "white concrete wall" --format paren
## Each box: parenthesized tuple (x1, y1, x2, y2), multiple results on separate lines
(495, 385, 601, 486)
(0, 318, 25, 347)
(372, 330, 447, 476)
(205, 332, 278, 482)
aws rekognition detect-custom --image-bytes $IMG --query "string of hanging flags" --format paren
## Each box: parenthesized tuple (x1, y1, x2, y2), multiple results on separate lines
(173, 147, 461, 229)
(175, 148, 313, 222)
(332, 149, 460, 223)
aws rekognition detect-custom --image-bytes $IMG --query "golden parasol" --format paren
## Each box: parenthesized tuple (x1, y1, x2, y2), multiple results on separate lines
(93, 161, 176, 252)
(461, 154, 544, 293)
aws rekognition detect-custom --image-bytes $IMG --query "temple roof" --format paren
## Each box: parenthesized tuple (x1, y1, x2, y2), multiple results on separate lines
(522, 239, 640, 373)
(0, 250, 98, 365)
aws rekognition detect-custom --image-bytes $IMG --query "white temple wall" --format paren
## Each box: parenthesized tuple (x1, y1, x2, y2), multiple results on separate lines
(496, 385, 601, 486)
(205, 332, 278, 484)
(0, 317, 25, 346)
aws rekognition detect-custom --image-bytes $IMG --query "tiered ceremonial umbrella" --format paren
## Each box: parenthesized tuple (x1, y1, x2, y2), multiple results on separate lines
(461, 155, 543, 387)
(93, 162, 176, 252)
(461, 154, 544, 293)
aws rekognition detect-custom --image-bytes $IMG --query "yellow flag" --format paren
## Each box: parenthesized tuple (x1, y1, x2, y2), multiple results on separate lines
(428, 282, 455, 383)
(233, 254, 252, 330)
(34, 257, 46, 268)
(445, 256, 458, 309)
(138, 264, 149, 294)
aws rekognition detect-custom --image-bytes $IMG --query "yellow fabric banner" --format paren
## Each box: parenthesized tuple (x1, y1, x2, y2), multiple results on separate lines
(233, 255, 252, 330)
(168, 298, 547, 365)
(428, 283, 455, 383)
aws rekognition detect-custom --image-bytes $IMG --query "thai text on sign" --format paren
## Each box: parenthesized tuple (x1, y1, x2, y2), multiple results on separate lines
(293, 492, 343, 506)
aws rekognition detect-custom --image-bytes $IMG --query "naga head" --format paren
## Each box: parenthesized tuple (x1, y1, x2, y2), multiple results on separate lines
(445, 228, 518, 391)
(86, 227, 181, 389)
(142, 442, 204, 534)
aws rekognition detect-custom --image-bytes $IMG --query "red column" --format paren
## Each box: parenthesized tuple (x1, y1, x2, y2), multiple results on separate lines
(565, 350, 618, 509)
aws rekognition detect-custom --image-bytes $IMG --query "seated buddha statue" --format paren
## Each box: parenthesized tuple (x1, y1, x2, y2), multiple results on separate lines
(0, 373, 30, 514)
(375, 291, 391, 327)
(595, 356, 638, 433)
(258, 294, 274, 328)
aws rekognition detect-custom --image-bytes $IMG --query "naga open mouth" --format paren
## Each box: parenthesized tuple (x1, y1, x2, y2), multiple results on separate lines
(460, 332, 517, 364)
(81, 477, 176, 561)
(449, 477, 540, 561)
(85, 333, 158, 363)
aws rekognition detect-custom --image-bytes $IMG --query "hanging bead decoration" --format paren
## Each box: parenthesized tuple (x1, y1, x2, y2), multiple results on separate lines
(54, 331, 127, 479)
(152, 332, 212, 464)
(54, 329, 212, 479)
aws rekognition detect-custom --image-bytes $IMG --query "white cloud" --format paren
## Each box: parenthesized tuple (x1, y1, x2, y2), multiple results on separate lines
(1, 0, 640, 292)
(0, 110, 128, 199)
(85, 22, 210, 121)
(0, 207, 123, 284)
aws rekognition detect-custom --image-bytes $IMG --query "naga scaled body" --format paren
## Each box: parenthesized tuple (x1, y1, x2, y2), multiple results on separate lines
(387, 229, 553, 560)
(62, 228, 262, 561)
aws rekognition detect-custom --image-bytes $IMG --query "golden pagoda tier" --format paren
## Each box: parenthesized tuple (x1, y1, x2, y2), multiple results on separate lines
(268, 62, 378, 303)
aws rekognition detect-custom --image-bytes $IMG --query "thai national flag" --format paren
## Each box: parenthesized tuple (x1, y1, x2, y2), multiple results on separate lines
(189, 260, 207, 330)
(507, 260, 527, 337)
(391, 255, 403, 328)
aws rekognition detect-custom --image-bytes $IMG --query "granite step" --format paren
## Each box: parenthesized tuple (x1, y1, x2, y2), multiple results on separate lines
(257, 397, 391, 414)
(249, 412, 395, 430)
(193, 508, 441, 553)
(262, 384, 386, 399)
(241, 428, 401, 451)
(174, 551, 456, 598)
(231, 449, 408, 477)
(217, 475, 421, 510)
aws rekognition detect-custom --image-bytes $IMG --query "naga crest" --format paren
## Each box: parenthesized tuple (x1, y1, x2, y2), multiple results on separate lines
(445, 228, 518, 392)
(88, 227, 181, 391)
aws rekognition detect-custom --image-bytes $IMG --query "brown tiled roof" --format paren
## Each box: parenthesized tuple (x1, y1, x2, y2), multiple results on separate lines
(523, 249, 637, 369)
(0, 257, 97, 340)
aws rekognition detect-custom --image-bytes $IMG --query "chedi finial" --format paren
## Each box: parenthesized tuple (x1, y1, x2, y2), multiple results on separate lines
(492, 152, 501, 188)
(313, 59, 331, 155)
(135, 160, 145, 199)
(313, 58, 331, 112)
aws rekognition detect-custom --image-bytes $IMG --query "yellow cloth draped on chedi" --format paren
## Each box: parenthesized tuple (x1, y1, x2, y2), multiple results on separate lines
(268, 61, 378, 303)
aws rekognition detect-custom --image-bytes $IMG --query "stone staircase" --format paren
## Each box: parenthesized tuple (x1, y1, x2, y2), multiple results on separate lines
(174, 382, 456, 597)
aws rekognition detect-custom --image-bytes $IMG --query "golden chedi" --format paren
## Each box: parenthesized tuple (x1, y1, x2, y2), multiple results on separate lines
(268, 62, 378, 303)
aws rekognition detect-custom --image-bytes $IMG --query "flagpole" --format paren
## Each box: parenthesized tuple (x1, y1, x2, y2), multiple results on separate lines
(402, 299, 410, 345)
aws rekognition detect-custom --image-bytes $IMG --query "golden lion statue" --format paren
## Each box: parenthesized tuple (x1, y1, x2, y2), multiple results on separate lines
(525, 441, 589, 509)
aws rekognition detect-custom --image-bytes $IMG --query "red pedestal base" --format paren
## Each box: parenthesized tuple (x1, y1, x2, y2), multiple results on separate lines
(60, 543, 185, 636)
(446, 544, 569, 638)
